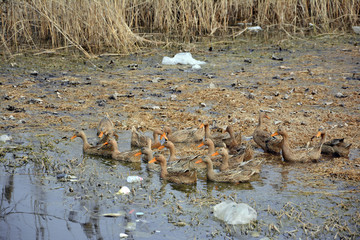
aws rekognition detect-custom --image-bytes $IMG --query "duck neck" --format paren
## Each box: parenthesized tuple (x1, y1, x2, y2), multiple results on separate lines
(205, 160, 216, 180)
(204, 124, 211, 139)
(167, 144, 177, 162)
(220, 152, 229, 171)
(79, 133, 91, 150)
(159, 161, 168, 179)
(257, 113, 263, 128)
(152, 131, 160, 144)
(280, 132, 292, 158)
(111, 141, 121, 155)
(206, 141, 215, 155)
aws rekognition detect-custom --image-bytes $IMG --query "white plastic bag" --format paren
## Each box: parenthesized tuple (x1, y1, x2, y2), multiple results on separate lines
(213, 200, 257, 225)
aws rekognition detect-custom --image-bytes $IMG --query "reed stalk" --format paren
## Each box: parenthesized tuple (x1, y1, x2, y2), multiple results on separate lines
(0, 0, 358, 56)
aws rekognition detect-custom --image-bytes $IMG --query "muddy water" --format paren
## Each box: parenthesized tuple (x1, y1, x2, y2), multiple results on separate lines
(1, 35, 360, 239)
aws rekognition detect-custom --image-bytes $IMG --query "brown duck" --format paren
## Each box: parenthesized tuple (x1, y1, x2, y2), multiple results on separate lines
(149, 154, 197, 184)
(271, 128, 326, 163)
(196, 156, 256, 183)
(71, 131, 112, 157)
(223, 125, 243, 154)
(203, 123, 231, 147)
(131, 127, 166, 148)
(321, 138, 351, 158)
(163, 124, 204, 143)
(214, 147, 260, 173)
(252, 111, 281, 154)
(97, 115, 118, 142)
(106, 138, 142, 162)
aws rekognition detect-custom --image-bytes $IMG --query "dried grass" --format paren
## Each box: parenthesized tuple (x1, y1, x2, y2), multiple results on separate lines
(0, 0, 359, 56)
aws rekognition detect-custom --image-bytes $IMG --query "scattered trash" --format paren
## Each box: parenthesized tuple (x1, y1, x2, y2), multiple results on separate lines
(136, 212, 144, 216)
(247, 26, 262, 32)
(192, 64, 201, 70)
(0, 135, 12, 142)
(119, 233, 128, 238)
(102, 212, 125, 217)
(213, 200, 257, 225)
(56, 173, 78, 182)
(335, 92, 347, 98)
(127, 176, 143, 183)
(162, 52, 206, 66)
(271, 54, 283, 61)
(244, 58, 252, 63)
(116, 186, 130, 195)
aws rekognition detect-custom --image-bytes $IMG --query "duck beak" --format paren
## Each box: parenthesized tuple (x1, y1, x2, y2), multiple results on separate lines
(271, 132, 278, 137)
(211, 152, 219, 156)
(265, 114, 270, 119)
(195, 159, 203, 164)
(315, 131, 321, 137)
(158, 145, 165, 150)
(198, 142, 204, 148)
(149, 157, 157, 164)
(70, 135, 77, 140)
(160, 132, 168, 140)
(199, 123, 204, 128)
(98, 131, 104, 138)
(134, 152, 142, 157)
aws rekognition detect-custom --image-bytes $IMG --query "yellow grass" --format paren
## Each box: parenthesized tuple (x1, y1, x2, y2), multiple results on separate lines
(0, 0, 359, 56)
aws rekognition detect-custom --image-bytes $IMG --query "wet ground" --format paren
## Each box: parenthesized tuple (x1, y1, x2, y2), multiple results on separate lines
(1, 35, 360, 239)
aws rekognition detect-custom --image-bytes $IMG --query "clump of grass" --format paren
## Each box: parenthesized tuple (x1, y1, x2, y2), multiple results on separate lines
(1, 0, 359, 56)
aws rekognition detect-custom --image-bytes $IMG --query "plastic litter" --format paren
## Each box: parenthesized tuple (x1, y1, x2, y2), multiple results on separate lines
(213, 200, 257, 225)
(162, 52, 206, 66)
(247, 26, 262, 32)
(0, 135, 12, 142)
(127, 176, 143, 183)
(116, 186, 130, 195)
(119, 233, 128, 238)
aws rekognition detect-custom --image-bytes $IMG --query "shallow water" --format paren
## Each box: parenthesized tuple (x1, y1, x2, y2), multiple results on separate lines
(1, 36, 360, 239)
(1, 131, 359, 240)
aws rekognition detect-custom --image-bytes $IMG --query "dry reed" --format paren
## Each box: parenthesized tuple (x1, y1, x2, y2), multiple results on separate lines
(0, 0, 359, 57)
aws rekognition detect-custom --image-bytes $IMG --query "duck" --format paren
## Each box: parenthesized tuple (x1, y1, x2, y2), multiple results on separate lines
(149, 153, 197, 184)
(163, 124, 204, 143)
(203, 123, 230, 147)
(271, 128, 326, 163)
(106, 138, 142, 162)
(222, 125, 243, 154)
(131, 127, 166, 149)
(252, 111, 281, 154)
(198, 138, 216, 155)
(214, 146, 260, 173)
(97, 115, 119, 146)
(71, 131, 113, 157)
(195, 156, 256, 183)
(159, 140, 201, 162)
(320, 138, 352, 158)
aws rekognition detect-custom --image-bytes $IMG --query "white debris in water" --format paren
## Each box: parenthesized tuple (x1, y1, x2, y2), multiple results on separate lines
(162, 52, 206, 66)
(116, 186, 130, 195)
(352, 26, 360, 34)
(213, 200, 257, 225)
(0, 135, 12, 142)
(247, 26, 262, 32)
(119, 233, 128, 238)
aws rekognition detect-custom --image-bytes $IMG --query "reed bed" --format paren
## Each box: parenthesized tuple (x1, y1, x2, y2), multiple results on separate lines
(0, 0, 359, 56)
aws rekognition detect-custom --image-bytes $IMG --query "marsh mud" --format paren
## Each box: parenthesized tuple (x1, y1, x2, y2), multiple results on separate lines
(1, 36, 360, 239)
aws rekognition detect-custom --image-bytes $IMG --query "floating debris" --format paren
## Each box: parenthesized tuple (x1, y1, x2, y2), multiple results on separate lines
(116, 186, 130, 195)
(213, 201, 257, 225)
(335, 92, 347, 98)
(56, 174, 78, 182)
(127, 176, 143, 183)
(102, 212, 125, 217)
